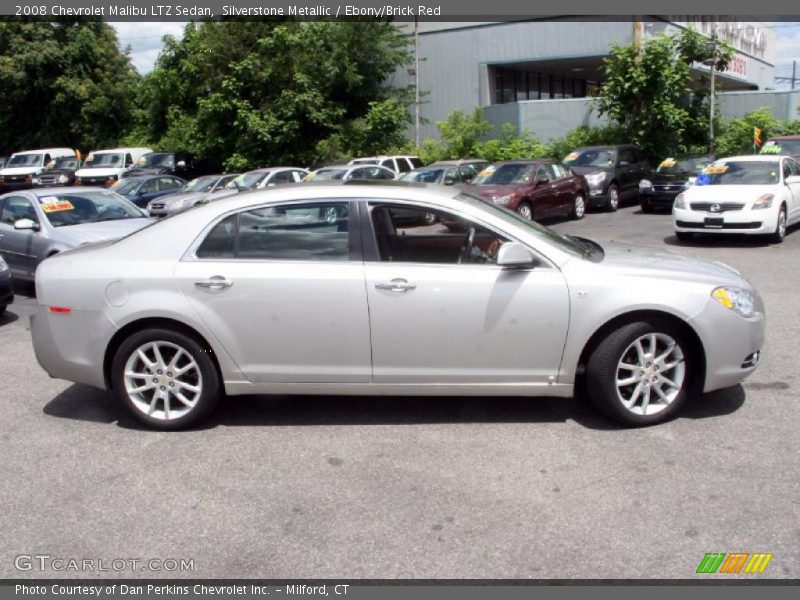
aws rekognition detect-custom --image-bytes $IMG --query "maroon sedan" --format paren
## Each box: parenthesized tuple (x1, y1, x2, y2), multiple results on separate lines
(463, 160, 589, 221)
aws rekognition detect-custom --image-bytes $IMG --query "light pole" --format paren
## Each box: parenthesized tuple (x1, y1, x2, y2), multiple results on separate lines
(414, 16, 420, 149)
(704, 35, 718, 153)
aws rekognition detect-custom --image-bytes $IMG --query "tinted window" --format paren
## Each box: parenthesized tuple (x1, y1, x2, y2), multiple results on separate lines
(459, 166, 477, 181)
(380, 159, 395, 170)
(535, 166, 549, 183)
(619, 149, 636, 165)
(270, 171, 296, 185)
(197, 203, 350, 261)
(782, 160, 792, 180)
(397, 158, 412, 173)
(159, 177, 183, 190)
(409, 157, 424, 169)
(1, 196, 37, 224)
(140, 179, 159, 193)
(401, 169, 444, 184)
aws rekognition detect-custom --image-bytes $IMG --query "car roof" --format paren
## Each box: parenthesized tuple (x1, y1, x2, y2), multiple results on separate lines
(767, 135, 800, 140)
(90, 147, 152, 154)
(716, 155, 783, 162)
(12, 148, 74, 156)
(246, 167, 307, 174)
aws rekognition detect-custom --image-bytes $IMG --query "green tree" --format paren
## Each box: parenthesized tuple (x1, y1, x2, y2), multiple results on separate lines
(0, 20, 139, 155)
(435, 107, 493, 159)
(595, 29, 733, 159)
(130, 21, 412, 170)
(544, 124, 628, 160)
(715, 107, 781, 157)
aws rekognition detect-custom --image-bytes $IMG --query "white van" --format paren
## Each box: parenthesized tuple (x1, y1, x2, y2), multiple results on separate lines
(74, 147, 153, 187)
(0, 148, 77, 191)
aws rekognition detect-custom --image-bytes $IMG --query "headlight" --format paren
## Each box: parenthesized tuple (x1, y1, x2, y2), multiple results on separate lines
(712, 287, 755, 318)
(0, 255, 7, 272)
(493, 194, 513, 206)
(58, 174, 69, 184)
(639, 179, 652, 192)
(585, 172, 607, 188)
(674, 193, 686, 209)
(752, 193, 774, 210)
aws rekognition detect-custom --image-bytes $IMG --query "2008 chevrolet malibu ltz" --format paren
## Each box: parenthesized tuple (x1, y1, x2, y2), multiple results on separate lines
(30, 181, 765, 430)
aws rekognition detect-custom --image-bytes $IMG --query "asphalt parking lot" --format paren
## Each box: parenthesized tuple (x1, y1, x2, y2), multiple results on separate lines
(1, 204, 799, 579)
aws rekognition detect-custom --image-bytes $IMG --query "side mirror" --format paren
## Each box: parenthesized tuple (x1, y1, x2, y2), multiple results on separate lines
(496, 242, 535, 268)
(785, 175, 800, 185)
(443, 177, 456, 186)
(14, 218, 39, 231)
(537, 177, 550, 186)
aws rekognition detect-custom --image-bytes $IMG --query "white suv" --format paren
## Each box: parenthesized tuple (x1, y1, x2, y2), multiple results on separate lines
(348, 155, 423, 174)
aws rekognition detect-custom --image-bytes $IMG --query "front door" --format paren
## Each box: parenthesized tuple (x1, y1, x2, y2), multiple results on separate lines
(0, 195, 41, 278)
(363, 202, 570, 385)
(173, 200, 372, 383)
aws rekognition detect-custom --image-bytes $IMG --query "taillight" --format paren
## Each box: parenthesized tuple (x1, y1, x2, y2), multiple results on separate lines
(49, 306, 72, 314)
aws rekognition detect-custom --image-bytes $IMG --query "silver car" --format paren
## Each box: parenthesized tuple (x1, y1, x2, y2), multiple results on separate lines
(147, 174, 239, 217)
(31, 183, 765, 430)
(0, 187, 153, 281)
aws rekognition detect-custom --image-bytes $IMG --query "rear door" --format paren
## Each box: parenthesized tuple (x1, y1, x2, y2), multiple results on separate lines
(616, 148, 638, 196)
(173, 200, 372, 383)
(784, 158, 800, 223)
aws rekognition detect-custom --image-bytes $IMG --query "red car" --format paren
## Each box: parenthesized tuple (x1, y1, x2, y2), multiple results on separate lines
(463, 160, 589, 221)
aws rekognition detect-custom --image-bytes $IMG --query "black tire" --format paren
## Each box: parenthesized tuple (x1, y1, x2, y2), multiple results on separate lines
(768, 205, 787, 244)
(606, 184, 620, 212)
(111, 328, 222, 430)
(585, 319, 697, 426)
(0, 305, 5, 318)
(675, 231, 693, 242)
(516, 201, 534, 220)
(640, 200, 654, 214)
(571, 194, 586, 220)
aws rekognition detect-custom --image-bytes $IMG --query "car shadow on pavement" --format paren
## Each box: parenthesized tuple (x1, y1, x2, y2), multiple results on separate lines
(0, 309, 19, 326)
(43, 383, 747, 431)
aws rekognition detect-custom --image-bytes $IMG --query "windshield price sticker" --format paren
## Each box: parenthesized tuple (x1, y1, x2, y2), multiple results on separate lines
(41, 199, 75, 213)
(659, 158, 676, 168)
(703, 165, 729, 175)
(565, 152, 579, 161)
(760, 144, 782, 154)
(478, 165, 496, 177)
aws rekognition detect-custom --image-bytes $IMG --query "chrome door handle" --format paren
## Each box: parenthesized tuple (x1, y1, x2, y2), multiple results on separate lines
(195, 276, 233, 290)
(375, 278, 416, 292)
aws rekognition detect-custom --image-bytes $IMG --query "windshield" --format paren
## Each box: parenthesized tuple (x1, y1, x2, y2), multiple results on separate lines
(656, 156, 714, 175)
(563, 149, 616, 168)
(351, 159, 379, 165)
(8, 154, 44, 167)
(184, 176, 219, 193)
(87, 153, 123, 168)
(760, 140, 800, 156)
(48, 157, 80, 170)
(38, 191, 145, 227)
(226, 172, 268, 190)
(471, 164, 535, 185)
(110, 179, 142, 196)
(695, 161, 780, 186)
(400, 169, 444, 183)
(307, 169, 347, 181)
(139, 153, 175, 168)
(457, 193, 585, 258)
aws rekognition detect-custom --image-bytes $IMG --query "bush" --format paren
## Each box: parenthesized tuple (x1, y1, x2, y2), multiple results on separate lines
(715, 107, 781, 157)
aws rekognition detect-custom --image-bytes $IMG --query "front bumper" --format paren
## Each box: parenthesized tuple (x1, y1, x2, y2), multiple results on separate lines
(640, 190, 680, 207)
(673, 207, 775, 235)
(0, 180, 33, 192)
(689, 293, 766, 392)
(586, 188, 610, 207)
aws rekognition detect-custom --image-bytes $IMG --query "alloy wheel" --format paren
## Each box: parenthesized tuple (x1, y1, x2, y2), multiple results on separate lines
(615, 333, 686, 416)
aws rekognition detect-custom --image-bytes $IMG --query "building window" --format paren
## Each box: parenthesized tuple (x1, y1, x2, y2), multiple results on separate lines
(491, 66, 592, 104)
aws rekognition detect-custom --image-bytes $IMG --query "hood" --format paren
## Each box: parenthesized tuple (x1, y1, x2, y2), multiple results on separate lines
(0, 166, 42, 176)
(596, 240, 742, 285)
(684, 184, 777, 205)
(75, 167, 126, 178)
(148, 191, 204, 207)
(463, 184, 527, 200)
(651, 172, 692, 184)
(127, 167, 169, 177)
(567, 165, 613, 176)
(49, 218, 153, 247)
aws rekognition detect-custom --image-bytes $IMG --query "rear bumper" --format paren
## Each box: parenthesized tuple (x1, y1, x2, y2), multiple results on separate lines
(30, 306, 114, 390)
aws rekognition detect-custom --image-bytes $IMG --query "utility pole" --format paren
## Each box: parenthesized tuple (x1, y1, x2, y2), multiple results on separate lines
(414, 16, 420, 149)
(704, 34, 718, 154)
(793, 60, 797, 90)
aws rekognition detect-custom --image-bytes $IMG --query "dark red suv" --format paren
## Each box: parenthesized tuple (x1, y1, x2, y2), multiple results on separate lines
(463, 160, 589, 221)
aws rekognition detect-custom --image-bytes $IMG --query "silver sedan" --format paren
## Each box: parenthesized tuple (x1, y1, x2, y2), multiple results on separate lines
(0, 187, 153, 281)
(31, 183, 765, 429)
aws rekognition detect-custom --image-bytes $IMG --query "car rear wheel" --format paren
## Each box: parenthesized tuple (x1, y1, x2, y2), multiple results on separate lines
(586, 320, 695, 426)
(572, 194, 586, 220)
(111, 328, 221, 430)
(516, 202, 533, 220)
(606, 184, 620, 212)
(768, 206, 787, 244)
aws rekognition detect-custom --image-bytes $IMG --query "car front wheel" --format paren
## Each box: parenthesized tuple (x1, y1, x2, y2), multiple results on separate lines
(111, 328, 222, 430)
(768, 206, 787, 244)
(586, 320, 695, 426)
(516, 202, 533, 220)
(572, 194, 586, 220)
(606, 184, 619, 212)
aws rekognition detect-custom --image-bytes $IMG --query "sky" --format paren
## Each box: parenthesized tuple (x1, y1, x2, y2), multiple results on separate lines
(113, 21, 800, 89)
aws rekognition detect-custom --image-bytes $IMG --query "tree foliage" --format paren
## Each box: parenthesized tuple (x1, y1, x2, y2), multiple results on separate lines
(715, 107, 800, 157)
(0, 20, 139, 155)
(595, 29, 733, 159)
(129, 21, 411, 170)
(544, 124, 629, 160)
